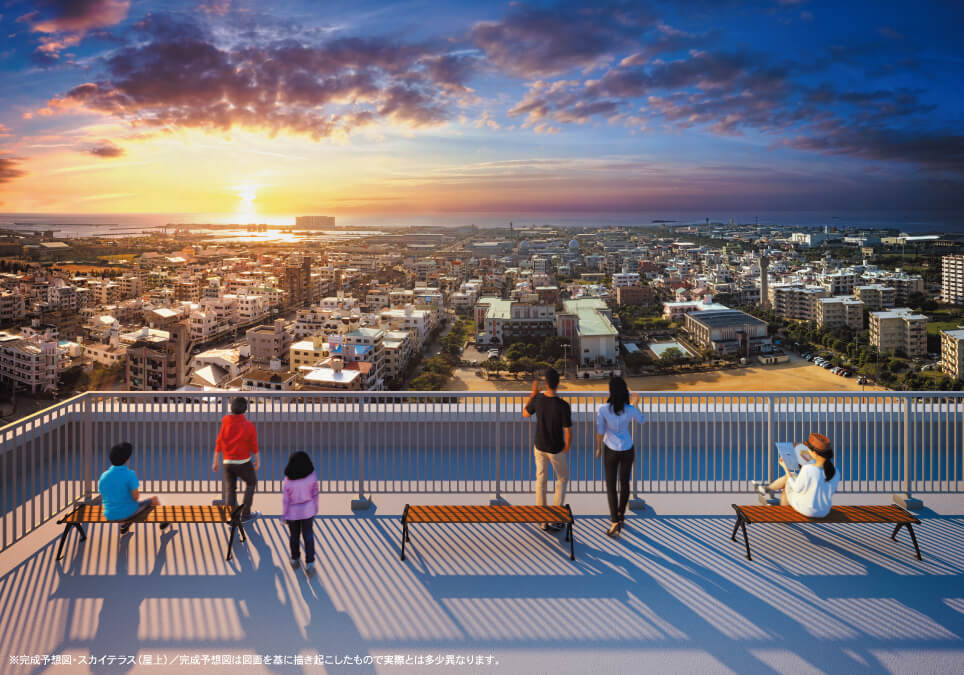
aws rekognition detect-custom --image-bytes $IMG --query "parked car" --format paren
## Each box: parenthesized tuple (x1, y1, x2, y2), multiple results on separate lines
(487, 349, 500, 359)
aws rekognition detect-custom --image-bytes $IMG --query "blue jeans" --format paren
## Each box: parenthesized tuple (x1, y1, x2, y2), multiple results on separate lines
(287, 519, 315, 563)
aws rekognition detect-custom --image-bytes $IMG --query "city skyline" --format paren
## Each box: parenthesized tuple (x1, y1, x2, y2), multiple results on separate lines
(0, 0, 962, 218)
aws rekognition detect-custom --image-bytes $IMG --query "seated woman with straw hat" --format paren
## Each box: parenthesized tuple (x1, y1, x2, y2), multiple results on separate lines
(758, 433, 841, 518)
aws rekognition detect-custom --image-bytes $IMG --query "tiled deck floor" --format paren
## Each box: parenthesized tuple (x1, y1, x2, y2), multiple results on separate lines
(1, 494, 963, 674)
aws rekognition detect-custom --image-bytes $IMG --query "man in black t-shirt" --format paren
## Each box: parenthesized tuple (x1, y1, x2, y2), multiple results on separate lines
(522, 368, 572, 531)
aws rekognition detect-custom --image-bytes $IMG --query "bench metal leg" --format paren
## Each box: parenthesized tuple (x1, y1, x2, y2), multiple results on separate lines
(738, 517, 752, 560)
(56, 524, 72, 560)
(568, 522, 575, 561)
(56, 523, 86, 561)
(905, 523, 923, 560)
(400, 523, 408, 561)
(238, 523, 247, 543)
(731, 515, 743, 542)
(890, 522, 905, 540)
(226, 522, 238, 561)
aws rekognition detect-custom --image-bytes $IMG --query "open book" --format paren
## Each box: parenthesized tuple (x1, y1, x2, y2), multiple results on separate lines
(775, 441, 814, 474)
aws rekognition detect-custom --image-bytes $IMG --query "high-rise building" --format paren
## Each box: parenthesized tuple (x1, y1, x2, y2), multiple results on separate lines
(282, 257, 312, 309)
(940, 328, 964, 381)
(295, 216, 336, 229)
(942, 255, 964, 305)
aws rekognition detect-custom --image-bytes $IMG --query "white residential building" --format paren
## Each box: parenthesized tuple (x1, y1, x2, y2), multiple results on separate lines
(942, 255, 964, 305)
(816, 296, 864, 331)
(869, 308, 927, 357)
(940, 328, 964, 380)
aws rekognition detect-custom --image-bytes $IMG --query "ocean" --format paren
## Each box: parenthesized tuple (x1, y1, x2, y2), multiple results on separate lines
(1, 210, 963, 238)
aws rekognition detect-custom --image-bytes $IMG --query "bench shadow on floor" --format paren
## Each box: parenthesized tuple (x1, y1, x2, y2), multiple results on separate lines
(0, 514, 962, 674)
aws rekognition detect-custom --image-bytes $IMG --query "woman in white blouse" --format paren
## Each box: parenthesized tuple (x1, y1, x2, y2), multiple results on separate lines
(595, 376, 645, 537)
(759, 433, 841, 518)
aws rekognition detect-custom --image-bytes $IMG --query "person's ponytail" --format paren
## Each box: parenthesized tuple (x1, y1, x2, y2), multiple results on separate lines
(823, 460, 836, 482)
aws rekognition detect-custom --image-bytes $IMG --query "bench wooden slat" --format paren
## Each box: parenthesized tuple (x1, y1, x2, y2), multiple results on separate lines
(736, 504, 918, 525)
(59, 504, 233, 524)
(405, 504, 572, 524)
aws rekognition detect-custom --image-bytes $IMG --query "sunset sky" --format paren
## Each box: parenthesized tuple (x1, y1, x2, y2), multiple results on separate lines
(0, 0, 962, 221)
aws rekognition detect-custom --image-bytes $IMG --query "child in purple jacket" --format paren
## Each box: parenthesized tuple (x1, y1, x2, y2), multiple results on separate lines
(283, 451, 319, 576)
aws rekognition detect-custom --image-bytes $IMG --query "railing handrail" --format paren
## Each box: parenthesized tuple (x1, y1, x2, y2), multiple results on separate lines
(80, 389, 964, 398)
(0, 392, 86, 436)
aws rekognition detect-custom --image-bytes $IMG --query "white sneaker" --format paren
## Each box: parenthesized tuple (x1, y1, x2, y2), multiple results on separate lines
(305, 562, 316, 577)
(290, 557, 300, 569)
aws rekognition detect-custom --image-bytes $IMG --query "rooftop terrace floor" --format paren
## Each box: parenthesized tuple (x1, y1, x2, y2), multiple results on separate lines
(2, 493, 963, 674)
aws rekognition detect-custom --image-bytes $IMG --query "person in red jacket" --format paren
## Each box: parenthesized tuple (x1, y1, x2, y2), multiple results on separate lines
(212, 397, 260, 522)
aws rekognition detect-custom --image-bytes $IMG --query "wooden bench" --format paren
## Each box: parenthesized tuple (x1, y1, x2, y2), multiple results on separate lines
(56, 503, 247, 562)
(730, 504, 922, 561)
(400, 504, 576, 561)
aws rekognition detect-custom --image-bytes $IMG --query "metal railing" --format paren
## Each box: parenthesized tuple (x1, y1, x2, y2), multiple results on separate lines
(1, 390, 962, 552)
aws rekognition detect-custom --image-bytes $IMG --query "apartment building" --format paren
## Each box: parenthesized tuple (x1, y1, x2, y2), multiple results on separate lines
(855, 284, 897, 311)
(189, 347, 248, 388)
(125, 324, 188, 391)
(47, 284, 78, 312)
(175, 278, 202, 303)
(84, 340, 128, 368)
(940, 328, 964, 380)
(366, 289, 391, 312)
(118, 275, 143, 299)
(378, 306, 432, 347)
(242, 368, 298, 391)
(612, 272, 641, 288)
(382, 330, 415, 384)
(869, 308, 927, 357)
(88, 280, 122, 306)
(341, 328, 386, 389)
(390, 289, 415, 308)
(282, 257, 312, 308)
(0, 332, 58, 393)
(0, 291, 26, 325)
(819, 271, 857, 296)
(816, 296, 864, 331)
(233, 294, 269, 323)
(768, 284, 827, 321)
(246, 319, 292, 366)
(942, 255, 964, 305)
(615, 285, 655, 307)
(475, 298, 556, 344)
(290, 335, 329, 370)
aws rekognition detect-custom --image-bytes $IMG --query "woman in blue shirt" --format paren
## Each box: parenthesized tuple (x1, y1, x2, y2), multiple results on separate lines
(595, 376, 645, 537)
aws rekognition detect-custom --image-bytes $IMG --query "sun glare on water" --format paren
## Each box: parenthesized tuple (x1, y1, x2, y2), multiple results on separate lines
(234, 184, 259, 223)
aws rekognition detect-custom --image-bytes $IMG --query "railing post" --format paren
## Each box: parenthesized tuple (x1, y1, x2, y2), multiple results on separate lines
(759, 395, 779, 505)
(83, 394, 93, 503)
(351, 396, 371, 510)
(628, 399, 645, 511)
(489, 396, 506, 505)
(894, 394, 923, 510)
(213, 395, 230, 506)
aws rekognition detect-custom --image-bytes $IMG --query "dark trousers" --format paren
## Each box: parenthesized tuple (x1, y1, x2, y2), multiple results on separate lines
(604, 446, 635, 523)
(223, 461, 257, 518)
(287, 519, 315, 563)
